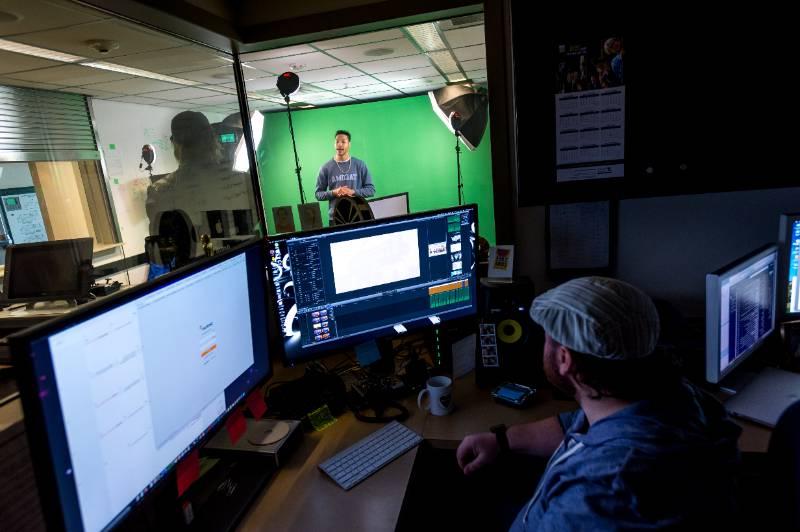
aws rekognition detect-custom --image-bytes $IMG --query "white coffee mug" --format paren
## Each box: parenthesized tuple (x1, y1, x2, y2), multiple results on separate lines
(417, 376, 454, 416)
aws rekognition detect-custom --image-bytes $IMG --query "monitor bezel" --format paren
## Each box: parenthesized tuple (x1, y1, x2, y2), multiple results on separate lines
(9, 237, 271, 531)
(705, 243, 778, 384)
(266, 204, 480, 367)
(2, 237, 94, 303)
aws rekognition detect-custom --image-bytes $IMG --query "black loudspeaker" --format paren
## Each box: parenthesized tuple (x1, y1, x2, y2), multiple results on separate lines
(476, 278, 542, 388)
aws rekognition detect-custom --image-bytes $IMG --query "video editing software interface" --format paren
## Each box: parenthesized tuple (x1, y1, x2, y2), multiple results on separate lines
(22, 245, 269, 532)
(269, 207, 477, 363)
(786, 217, 800, 313)
(718, 250, 777, 375)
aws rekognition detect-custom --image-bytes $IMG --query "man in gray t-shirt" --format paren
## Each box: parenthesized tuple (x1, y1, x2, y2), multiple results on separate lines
(315, 130, 375, 221)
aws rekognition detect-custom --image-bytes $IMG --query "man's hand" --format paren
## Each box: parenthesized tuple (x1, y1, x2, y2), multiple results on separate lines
(340, 186, 355, 196)
(456, 432, 499, 476)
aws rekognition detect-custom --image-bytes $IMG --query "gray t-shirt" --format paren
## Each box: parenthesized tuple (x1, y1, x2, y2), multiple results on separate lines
(315, 157, 375, 218)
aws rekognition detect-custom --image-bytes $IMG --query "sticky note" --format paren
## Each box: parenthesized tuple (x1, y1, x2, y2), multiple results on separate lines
(176, 449, 200, 497)
(246, 390, 267, 419)
(225, 408, 247, 445)
(355, 340, 381, 367)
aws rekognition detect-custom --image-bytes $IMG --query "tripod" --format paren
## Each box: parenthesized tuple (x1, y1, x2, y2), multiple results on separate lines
(284, 95, 306, 204)
(454, 132, 464, 206)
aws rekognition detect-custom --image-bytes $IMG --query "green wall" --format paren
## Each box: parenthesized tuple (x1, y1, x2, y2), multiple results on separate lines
(256, 94, 495, 244)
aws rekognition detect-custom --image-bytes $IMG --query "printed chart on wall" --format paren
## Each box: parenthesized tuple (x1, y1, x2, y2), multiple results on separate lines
(554, 36, 625, 182)
(1, 191, 48, 244)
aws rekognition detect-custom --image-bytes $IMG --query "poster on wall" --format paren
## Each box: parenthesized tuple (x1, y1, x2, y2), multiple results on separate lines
(1, 192, 48, 244)
(554, 37, 625, 182)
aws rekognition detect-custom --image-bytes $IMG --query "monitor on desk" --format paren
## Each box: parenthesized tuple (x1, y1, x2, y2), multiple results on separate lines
(368, 193, 410, 219)
(267, 205, 478, 365)
(778, 212, 800, 317)
(2, 237, 93, 304)
(705, 244, 778, 384)
(9, 239, 271, 531)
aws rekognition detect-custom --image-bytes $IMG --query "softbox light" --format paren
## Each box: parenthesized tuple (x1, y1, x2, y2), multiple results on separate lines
(429, 84, 489, 151)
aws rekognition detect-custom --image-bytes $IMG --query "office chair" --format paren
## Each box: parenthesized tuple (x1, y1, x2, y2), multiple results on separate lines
(766, 399, 800, 530)
(331, 196, 374, 226)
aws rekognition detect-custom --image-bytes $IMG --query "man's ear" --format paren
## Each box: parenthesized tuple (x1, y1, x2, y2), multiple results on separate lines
(556, 344, 573, 376)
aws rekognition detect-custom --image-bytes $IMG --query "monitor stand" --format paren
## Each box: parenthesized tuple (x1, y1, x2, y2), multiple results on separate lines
(723, 367, 800, 427)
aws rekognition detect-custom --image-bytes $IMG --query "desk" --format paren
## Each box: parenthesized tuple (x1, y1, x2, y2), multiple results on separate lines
(237, 377, 770, 532)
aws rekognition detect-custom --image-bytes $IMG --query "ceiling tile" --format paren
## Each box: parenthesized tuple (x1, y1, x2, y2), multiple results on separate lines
(453, 44, 485, 62)
(105, 95, 175, 106)
(335, 84, 393, 96)
(353, 89, 401, 101)
(357, 55, 432, 74)
(138, 86, 222, 101)
(291, 65, 363, 83)
(174, 66, 237, 85)
(57, 86, 121, 98)
(241, 76, 278, 91)
(189, 94, 239, 105)
(245, 52, 342, 75)
(112, 46, 232, 75)
(460, 58, 486, 71)
(6, 19, 185, 60)
(240, 44, 316, 62)
(6, 64, 131, 85)
(325, 38, 419, 64)
(75, 78, 184, 95)
(372, 66, 440, 83)
(443, 26, 485, 48)
(0, 50, 64, 74)
(465, 69, 487, 80)
(313, 29, 405, 50)
(0, 0, 105, 37)
(388, 75, 446, 90)
(0, 77, 63, 90)
(313, 75, 382, 90)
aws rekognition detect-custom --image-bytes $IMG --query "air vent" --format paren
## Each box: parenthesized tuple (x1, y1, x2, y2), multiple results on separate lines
(439, 13, 484, 30)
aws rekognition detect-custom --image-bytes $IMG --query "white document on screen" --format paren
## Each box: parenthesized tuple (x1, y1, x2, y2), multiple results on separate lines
(330, 229, 421, 294)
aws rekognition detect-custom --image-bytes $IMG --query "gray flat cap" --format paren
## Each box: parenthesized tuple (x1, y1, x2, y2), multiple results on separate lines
(530, 277, 660, 360)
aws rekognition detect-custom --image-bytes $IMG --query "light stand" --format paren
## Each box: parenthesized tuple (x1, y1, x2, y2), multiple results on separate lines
(450, 112, 464, 205)
(277, 72, 306, 204)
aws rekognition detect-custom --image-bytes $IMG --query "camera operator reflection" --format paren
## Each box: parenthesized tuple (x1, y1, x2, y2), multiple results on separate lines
(145, 111, 257, 270)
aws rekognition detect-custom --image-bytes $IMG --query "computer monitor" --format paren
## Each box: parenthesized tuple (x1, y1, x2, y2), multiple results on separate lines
(267, 205, 478, 365)
(368, 193, 410, 219)
(778, 212, 800, 316)
(2, 237, 93, 303)
(10, 239, 270, 531)
(706, 244, 778, 383)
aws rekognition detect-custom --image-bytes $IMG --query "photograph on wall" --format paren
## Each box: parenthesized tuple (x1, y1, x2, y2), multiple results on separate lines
(554, 37, 625, 182)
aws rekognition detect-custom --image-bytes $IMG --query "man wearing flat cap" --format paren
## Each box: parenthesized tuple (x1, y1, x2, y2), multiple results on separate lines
(457, 277, 741, 531)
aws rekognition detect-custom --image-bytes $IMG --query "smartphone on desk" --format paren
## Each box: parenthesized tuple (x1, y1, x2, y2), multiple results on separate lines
(491, 382, 536, 408)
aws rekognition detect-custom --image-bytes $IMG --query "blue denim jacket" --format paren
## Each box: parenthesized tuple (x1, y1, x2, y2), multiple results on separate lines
(510, 380, 741, 531)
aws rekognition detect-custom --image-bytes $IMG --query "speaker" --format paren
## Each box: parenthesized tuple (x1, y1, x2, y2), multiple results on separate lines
(476, 278, 542, 388)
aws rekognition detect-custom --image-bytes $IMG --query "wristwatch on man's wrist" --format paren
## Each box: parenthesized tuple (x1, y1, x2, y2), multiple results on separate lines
(490, 423, 510, 454)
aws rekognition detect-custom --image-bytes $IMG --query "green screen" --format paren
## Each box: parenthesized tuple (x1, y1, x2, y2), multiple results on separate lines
(256, 94, 495, 244)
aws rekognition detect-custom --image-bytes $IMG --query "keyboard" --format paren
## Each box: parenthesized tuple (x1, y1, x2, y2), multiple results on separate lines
(319, 421, 422, 490)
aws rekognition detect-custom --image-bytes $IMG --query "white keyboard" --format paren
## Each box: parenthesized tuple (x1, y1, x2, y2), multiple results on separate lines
(319, 421, 422, 490)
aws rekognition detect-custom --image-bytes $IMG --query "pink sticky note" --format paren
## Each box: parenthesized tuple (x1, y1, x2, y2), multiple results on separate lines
(225, 408, 247, 445)
(246, 391, 267, 420)
(176, 449, 200, 497)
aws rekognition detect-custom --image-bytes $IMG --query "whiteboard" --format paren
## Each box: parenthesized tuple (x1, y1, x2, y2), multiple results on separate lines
(368, 193, 409, 219)
(2, 192, 48, 244)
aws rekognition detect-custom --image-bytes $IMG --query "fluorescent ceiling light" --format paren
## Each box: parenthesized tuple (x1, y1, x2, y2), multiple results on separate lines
(428, 50, 461, 75)
(446, 73, 467, 83)
(0, 38, 85, 63)
(82, 61, 201, 86)
(405, 23, 446, 52)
